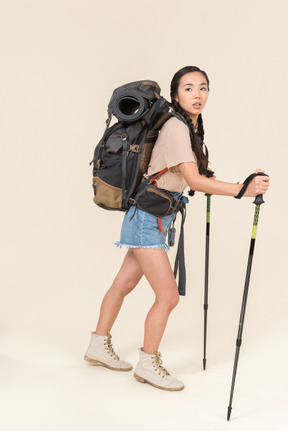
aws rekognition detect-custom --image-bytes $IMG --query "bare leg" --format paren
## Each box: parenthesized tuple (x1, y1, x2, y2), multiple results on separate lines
(131, 248, 179, 354)
(96, 249, 143, 335)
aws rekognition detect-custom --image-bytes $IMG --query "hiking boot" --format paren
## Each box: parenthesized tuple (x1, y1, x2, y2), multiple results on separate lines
(133, 348, 184, 391)
(84, 332, 133, 371)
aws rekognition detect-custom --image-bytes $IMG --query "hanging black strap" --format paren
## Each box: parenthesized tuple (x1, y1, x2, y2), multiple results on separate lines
(173, 203, 187, 296)
(121, 131, 129, 209)
(234, 172, 267, 199)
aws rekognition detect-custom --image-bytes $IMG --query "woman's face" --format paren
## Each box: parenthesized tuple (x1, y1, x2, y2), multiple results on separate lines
(175, 71, 209, 121)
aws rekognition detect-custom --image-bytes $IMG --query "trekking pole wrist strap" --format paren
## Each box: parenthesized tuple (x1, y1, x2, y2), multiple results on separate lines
(234, 172, 268, 199)
(189, 169, 215, 197)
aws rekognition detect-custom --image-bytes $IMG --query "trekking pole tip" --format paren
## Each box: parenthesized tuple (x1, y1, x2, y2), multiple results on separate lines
(203, 358, 206, 370)
(227, 406, 232, 421)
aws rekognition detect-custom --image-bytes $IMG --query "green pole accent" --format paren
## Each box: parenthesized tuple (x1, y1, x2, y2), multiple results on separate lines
(251, 205, 260, 239)
(206, 195, 211, 223)
(251, 225, 258, 239)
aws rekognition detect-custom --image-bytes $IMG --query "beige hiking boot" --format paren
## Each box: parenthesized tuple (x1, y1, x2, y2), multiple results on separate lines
(84, 332, 133, 371)
(134, 348, 184, 391)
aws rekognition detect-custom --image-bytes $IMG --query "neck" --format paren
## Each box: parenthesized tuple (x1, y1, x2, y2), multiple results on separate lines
(190, 114, 198, 130)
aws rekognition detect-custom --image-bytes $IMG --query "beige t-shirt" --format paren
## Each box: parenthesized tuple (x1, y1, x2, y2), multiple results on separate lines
(144, 116, 197, 192)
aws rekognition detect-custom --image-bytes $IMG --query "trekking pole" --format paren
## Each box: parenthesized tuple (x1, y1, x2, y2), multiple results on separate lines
(203, 192, 211, 370)
(227, 186, 266, 421)
(203, 170, 214, 370)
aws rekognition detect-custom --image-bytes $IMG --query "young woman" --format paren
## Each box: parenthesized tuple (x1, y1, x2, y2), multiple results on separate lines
(84, 66, 270, 391)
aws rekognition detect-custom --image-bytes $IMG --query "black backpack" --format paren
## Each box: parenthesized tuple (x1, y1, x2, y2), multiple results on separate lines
(90, 80, 173, 211)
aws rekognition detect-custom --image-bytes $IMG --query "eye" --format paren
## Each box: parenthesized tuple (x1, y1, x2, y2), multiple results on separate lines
(201, 87, 207, 91)
(185, 88, 193, 92)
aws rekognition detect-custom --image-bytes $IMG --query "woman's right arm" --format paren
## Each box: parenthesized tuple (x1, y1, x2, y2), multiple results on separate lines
(179, 162, 270, 197)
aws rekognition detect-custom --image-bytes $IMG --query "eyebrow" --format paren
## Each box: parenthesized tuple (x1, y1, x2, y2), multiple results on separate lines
(183, 82, 207, 87)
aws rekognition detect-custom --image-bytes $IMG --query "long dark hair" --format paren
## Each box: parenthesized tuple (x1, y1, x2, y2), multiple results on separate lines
(170, 66, 210, 175)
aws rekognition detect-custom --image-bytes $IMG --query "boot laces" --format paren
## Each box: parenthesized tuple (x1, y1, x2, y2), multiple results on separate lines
(104, 332, 119, 361)
(152, 352, 170, 378)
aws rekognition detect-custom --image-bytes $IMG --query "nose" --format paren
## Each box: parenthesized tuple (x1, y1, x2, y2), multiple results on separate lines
(194, 89, 200, 98)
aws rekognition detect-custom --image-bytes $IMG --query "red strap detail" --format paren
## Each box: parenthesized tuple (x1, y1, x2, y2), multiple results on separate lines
(158, 216, 164, 233)
(149, 169, 168, 233)
(149, 168, 168, 184)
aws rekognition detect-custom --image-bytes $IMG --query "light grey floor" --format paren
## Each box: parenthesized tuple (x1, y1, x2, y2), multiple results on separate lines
(1, 323, 286, 431)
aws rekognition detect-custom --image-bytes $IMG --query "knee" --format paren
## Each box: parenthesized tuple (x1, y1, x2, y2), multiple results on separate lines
(168, 293, 180, 311)
(111, 277, 137, 297)
(157, 292, 180, 312)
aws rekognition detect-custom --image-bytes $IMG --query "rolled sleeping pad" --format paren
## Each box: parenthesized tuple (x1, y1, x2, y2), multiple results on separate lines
(112, 89, 149, 122)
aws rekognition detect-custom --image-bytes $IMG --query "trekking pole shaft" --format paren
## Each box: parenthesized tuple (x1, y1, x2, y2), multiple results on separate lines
(227, 250, 254, 420)
(203, 194, 211, 370)
(227, 197, 263, 421)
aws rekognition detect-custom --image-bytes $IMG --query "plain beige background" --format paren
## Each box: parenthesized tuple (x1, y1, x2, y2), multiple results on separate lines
(0, 0, 287, 430)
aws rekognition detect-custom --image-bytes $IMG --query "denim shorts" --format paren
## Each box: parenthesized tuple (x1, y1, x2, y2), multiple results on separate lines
(115, 206, 176, 251)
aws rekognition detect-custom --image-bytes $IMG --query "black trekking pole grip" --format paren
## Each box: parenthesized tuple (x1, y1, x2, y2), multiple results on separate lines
(188, 170, 215, 197)
(253, 194, 265, 205)
(204, 170, 215, 197)
(206, 170, 215, 178)
(253, 173, 269, 205)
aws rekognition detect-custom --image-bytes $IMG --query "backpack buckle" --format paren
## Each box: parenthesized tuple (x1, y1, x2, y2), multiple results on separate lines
(129, 144, 140, 153)
(129, 197, 136, 205)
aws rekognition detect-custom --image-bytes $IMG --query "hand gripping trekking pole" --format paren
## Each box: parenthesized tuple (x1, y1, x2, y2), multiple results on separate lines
(203, 170, 214, 370)
(227, 172, 268, 421)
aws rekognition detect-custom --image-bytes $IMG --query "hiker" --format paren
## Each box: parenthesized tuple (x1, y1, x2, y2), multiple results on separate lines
(84, 66, 270, 391)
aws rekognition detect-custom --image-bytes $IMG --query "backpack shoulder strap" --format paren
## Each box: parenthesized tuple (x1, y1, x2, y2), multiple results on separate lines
(151, 111, 174, 130)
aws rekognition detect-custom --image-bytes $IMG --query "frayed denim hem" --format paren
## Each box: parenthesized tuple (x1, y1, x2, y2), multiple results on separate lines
(114, 241, 170, 252)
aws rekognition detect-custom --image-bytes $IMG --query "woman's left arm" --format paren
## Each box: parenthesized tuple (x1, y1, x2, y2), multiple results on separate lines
(179, 162, 269, 197)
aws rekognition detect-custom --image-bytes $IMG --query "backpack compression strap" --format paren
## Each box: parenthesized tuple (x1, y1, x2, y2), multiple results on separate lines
(173, 203, 187, 296)
(234, 172, 268, 199)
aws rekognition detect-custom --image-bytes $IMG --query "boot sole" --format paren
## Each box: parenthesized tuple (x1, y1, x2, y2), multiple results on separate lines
(133, 373, 184, 391)
(84, 355, 132, 372)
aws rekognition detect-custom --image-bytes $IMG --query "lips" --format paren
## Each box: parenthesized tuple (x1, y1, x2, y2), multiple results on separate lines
(193, 103, 202, 108)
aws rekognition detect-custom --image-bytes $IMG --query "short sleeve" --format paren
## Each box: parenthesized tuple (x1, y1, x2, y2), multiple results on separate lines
(161, 117, 197, 168)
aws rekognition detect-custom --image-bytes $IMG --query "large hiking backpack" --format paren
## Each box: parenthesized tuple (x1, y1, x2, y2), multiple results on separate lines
(90, 80, 173, 211)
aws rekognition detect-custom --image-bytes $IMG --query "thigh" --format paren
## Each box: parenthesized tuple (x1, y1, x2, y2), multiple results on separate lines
(131, 248, 178, 299)
(112, 249, 143, 292)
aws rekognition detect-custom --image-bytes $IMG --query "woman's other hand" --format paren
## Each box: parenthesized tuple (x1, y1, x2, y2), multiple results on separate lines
(244, 169, 270, 197)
